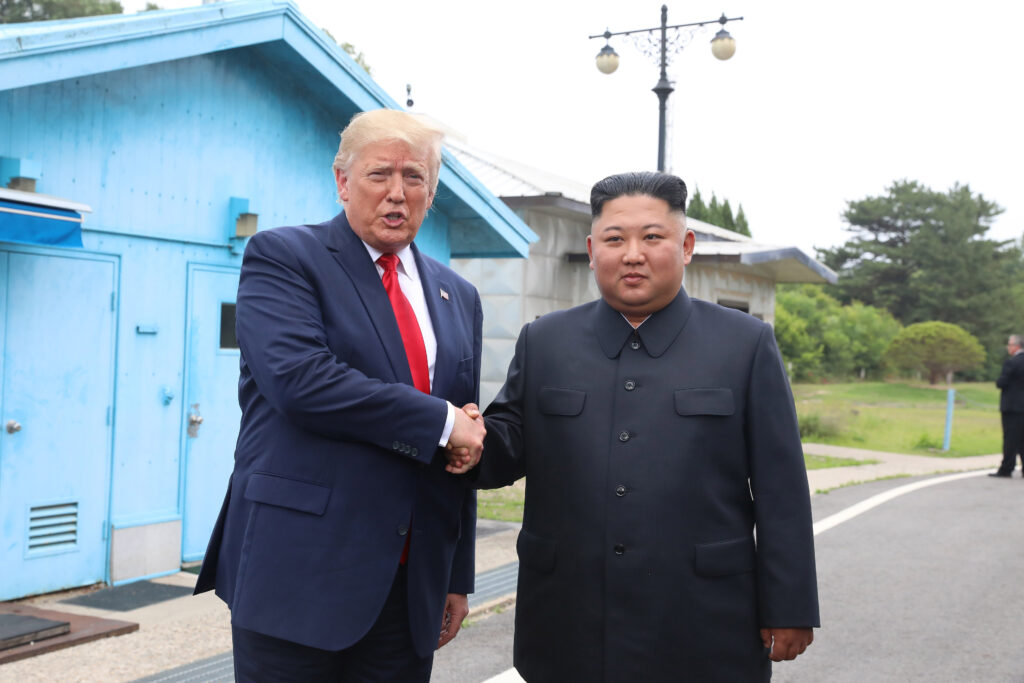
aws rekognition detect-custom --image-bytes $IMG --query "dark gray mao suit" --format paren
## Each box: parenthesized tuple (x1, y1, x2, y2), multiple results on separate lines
(475, 290, 820, 682)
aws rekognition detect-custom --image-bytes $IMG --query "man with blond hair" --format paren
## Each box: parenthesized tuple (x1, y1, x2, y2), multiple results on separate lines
(195, 108, 485, 681)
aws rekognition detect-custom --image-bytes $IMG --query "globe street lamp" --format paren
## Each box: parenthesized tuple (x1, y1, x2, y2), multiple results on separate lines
(591, 6, 743, 172)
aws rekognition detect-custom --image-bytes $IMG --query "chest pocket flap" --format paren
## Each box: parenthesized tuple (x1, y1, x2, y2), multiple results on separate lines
(674, 388, 734, 416)
(244, 472, 330, 516)
(537, 387, 586, 416)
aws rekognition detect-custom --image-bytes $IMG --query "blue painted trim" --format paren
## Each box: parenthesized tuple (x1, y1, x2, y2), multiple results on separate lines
(84, 226, 241, 251)
(112, 568, 179, 586)
(177, 262, 240, 521)
(439, 150, 538, 258)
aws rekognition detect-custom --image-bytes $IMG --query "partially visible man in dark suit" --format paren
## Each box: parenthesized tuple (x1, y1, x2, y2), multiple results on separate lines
(469, 172, 819, 681)
(992, 334, 1024, 478)
(194, 109, 485, 682)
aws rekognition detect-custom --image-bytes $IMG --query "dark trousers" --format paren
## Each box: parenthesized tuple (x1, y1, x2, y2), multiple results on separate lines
(999, 411, 1024, 475)
(231, 566, 433, 682)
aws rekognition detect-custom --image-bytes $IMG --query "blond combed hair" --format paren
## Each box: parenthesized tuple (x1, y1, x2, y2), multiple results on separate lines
(332, 109, 445, 192)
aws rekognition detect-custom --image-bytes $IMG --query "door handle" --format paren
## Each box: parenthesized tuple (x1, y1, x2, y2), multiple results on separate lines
(5, 420, 20, 434)
(187, 404, 203, 438)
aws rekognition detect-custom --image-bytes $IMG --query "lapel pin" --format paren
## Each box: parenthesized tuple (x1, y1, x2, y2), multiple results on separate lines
(440, 289, 450, 301)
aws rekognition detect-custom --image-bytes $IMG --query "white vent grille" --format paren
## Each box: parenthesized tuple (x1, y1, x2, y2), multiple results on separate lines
(28, 502, 78, 551)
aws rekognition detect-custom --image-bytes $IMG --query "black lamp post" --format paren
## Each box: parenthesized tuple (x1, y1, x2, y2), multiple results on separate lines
(591, 6, 743, 173)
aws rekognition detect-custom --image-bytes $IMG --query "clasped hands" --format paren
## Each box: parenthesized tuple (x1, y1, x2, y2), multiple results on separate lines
(444, 403, 484, 474)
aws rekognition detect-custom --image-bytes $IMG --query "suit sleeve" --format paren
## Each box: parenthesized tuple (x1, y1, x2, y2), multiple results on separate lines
(996, 357, 1013, 389)
(745, 324, 821, 628)
(448, 290, 484, 594)
(236, 230, 448, 461)
(473, 323, 530, 489)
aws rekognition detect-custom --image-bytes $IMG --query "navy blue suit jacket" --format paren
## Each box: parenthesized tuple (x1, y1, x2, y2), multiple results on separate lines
(195, 212, 481, 657)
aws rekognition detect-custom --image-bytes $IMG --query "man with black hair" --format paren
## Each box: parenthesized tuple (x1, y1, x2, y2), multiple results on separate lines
(471, 171, 819, 681)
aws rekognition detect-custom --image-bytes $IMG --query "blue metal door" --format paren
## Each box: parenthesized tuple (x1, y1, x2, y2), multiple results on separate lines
(0, 249, 116, 600)
(181, 264, 240, 562)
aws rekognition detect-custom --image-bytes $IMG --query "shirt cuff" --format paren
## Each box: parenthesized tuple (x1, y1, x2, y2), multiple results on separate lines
(438, 401, 456, 446)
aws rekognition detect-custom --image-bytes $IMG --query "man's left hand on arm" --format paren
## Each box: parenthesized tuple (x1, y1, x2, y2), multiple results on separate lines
(437, 593, 469, 649)
(760, 627, 814, 661)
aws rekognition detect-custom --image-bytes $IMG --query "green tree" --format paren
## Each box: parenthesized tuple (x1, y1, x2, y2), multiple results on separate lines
(1, 0, 122, 22)
(773, 302, 823, 380)
(884, 321, 985, 384)
(775, 285, 899, 381)
(838, 301, 902, 378)
(708, 193, 721, 226)
(685, 187, 750, 237)
(719, 199, 736, 233)
(734, 205, 751, 237)
(687, 187, 708, 222)
(819, 180, 1022, 377)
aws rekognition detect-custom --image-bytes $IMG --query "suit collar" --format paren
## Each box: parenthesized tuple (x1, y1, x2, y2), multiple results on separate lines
(317, 212, 412, 385)
(413, 248, 458, 399)
(317, 212, 455, 397)
(594, 288, 693, 359)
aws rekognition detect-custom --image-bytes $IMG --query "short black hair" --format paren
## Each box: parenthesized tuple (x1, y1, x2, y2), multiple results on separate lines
(590, 172, 688, 218)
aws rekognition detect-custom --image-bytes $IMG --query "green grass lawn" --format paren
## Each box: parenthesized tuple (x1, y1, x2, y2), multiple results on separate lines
(804, 453, 879, 469)
(477, 481, 525, 523)
(793, 380, 1000, 457)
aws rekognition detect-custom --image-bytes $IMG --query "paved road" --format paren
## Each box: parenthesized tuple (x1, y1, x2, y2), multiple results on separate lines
(434, 473, 1024, 682)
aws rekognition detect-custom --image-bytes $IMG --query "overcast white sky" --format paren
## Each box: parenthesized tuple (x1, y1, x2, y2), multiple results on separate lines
(127, 0, 1024, 257)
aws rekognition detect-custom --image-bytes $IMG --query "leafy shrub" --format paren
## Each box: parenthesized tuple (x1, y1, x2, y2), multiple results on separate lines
(799, 413, 843, 440)
(913, 433, 942, 450)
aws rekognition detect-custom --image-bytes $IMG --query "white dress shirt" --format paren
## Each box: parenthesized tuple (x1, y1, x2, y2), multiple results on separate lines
(363, 241, 456, 446)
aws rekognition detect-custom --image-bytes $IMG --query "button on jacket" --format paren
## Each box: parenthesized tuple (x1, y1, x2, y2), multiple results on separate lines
(476, 290, 819, 682)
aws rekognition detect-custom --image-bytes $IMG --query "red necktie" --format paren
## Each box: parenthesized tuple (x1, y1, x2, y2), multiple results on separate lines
(377, 253, 430, 395)
(377, 253, 428, 565)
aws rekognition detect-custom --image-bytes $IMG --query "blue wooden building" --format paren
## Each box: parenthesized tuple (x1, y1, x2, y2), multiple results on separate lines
(0, 0, 534, 600)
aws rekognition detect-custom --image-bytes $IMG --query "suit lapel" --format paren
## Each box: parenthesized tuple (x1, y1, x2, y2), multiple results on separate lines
(413, 245, 457, 399)
(317, 212, 412, 386)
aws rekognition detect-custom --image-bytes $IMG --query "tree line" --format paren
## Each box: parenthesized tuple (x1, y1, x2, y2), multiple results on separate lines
(776, 179, 1021, 383)
(686, 187, 750, 237)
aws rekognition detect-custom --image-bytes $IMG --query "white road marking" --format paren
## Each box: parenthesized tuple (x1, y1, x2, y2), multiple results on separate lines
(482, 669, 525, 683)
(812, 469, 988, 536)
(481, 469, 990, 683)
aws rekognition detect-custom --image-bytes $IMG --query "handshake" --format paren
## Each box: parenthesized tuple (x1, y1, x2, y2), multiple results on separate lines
(444, 403, 485, 475)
